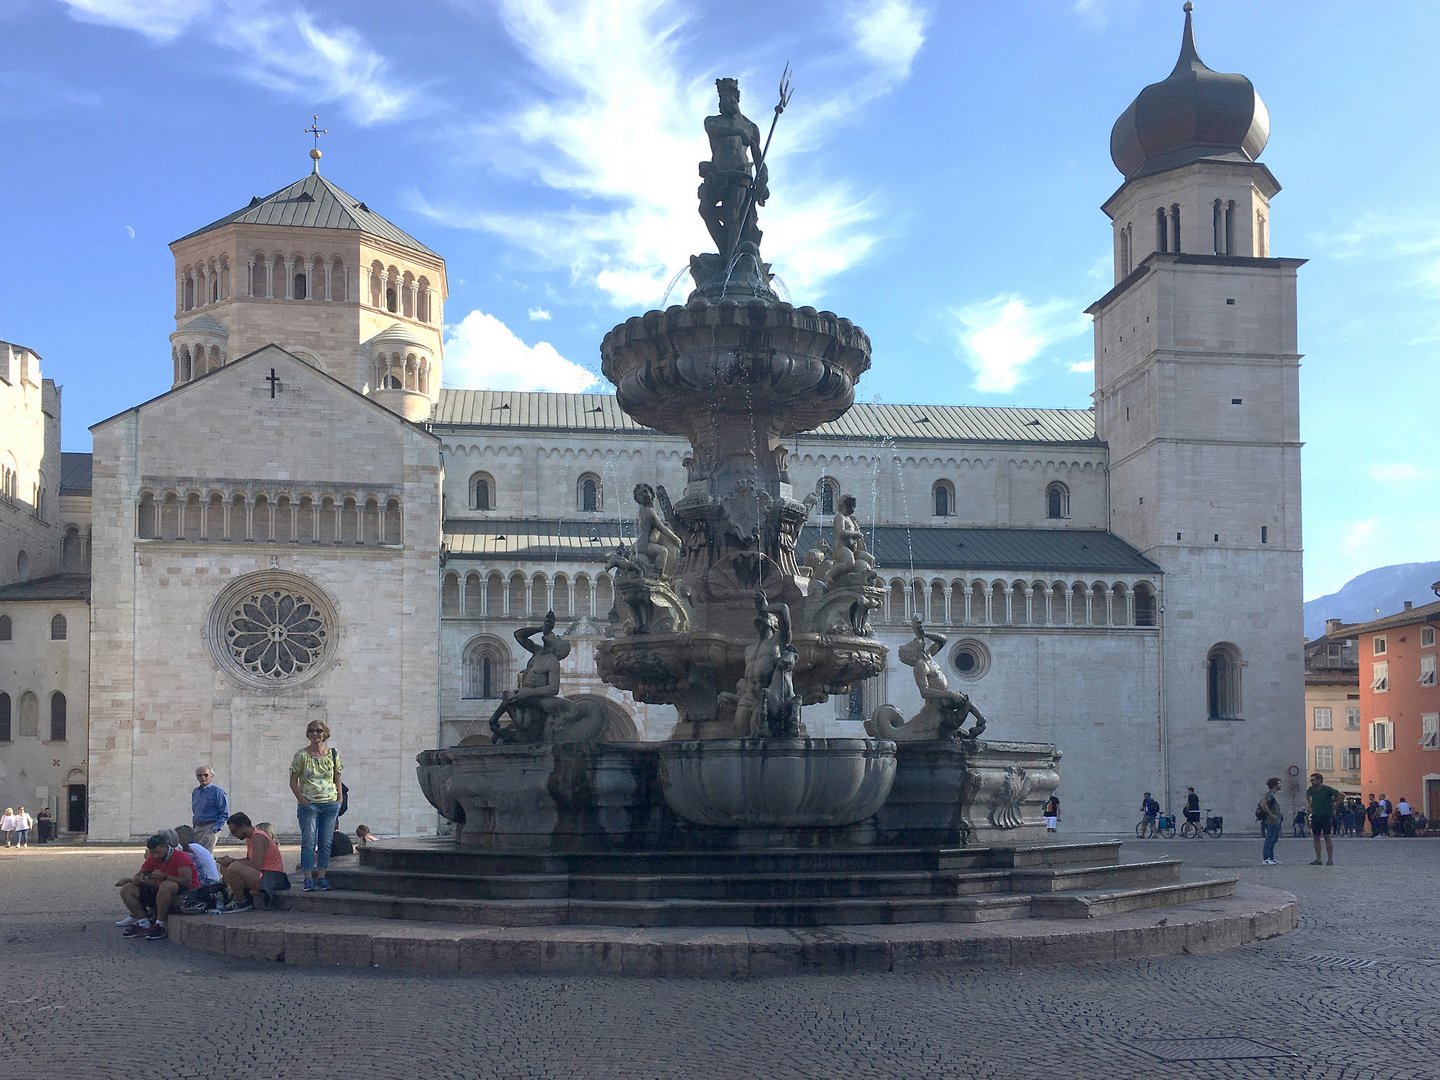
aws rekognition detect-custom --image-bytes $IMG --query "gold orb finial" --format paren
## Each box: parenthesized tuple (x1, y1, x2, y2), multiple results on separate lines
(1183, 2, 1193, 12)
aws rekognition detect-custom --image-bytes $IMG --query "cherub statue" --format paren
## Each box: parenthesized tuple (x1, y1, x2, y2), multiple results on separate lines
(822, 494, 878, 585)
(866, 616, 987, 742)
(634, 483, 682, 579)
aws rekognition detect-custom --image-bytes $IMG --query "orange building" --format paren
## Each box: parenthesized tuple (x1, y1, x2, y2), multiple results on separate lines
(1351, 595, 1440, 820)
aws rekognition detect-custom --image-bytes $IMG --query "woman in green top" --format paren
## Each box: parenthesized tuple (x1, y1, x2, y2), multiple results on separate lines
(289, 720, 342, 891)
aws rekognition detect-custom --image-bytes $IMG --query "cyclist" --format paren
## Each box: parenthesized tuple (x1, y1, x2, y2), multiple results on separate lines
(1183, 787, 1201, 829)
(1140, 792, 1160, 834)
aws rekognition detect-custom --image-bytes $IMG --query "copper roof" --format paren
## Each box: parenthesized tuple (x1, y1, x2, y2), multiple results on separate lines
(434, 391, 1097, 445)
(175, 172, 438, 256)
(443, 520, 1156, 575)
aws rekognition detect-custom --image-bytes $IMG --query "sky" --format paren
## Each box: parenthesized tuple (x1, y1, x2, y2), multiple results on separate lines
(0, 0, 1436, 600)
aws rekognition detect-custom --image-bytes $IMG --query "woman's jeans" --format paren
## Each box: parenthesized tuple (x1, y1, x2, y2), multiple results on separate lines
(1262, 821, 1281, 862)
(14, 829, 28, 846)
(296, 800, 340, 872)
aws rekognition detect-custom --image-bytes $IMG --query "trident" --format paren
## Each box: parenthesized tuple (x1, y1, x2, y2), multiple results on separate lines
(727, 64, 794, 266)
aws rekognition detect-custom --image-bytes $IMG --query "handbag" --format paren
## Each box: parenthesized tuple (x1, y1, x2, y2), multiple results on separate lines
(331, 747, 350, 817)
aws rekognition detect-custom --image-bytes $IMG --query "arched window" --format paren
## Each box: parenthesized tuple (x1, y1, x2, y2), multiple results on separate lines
(417, 277, 431, 322)
(1212, 199, 1224, 255)
(331, 256, 347, 301)
(17, 691, 37, 737)
(0, 615, 9, 640)
(293, 272, 307, 300)
(16, 550, 29, 579)
(470, 473, 493, 511)
(441, 573, 460, 615)
(463, 639, 510, 699)
(1225, 200, 1236, 255)
(62, 526, 83, 570)
(595, 573, 614, 618)
(1155, 207, 1168, 253)
(1134, 583, 1157, 627)
(817, 477, 839, 516)
(0, 692, 9, 741)
(889, 579, 906, 622)
(383, 498, 402, 545)
(50, 614, 67, 641)
(386, 286, 397, 313)
(1045, 482, 1069, 520)
(1206, 642, 1243, 720)
(578, 474, 601, 513)
(136, 492, 157, 539)
(574, 575, 592, 617)
(932, 481, 954, 517)
(1170, 204, 1181, 252)
(49, 692, 66, 741)
(464, 573, 483, 616)
(487, 572, 504, 615)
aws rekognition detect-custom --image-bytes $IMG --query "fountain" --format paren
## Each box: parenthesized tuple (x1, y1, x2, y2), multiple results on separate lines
(166, 76, 1291, 972)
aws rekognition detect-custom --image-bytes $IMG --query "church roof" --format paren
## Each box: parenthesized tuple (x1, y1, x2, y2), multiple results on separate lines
(442, 520, 1157, 576)
(175, 172, 438, 256)
(60, 452, 92, 496)
(434, 391, 1098, 445)
(0, 573, 91, 602)
(1109, 6, 1269, 182)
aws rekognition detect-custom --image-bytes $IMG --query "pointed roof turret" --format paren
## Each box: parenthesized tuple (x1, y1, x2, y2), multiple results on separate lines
(174, 172, 437, 255)
(1109, 4, 1270, 182)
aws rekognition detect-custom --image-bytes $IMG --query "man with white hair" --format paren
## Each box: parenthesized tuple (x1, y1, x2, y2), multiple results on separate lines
(190, 766, 229, 852)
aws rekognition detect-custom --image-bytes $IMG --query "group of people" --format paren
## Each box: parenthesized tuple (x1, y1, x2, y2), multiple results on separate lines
(1, 807, 39, 846)
(1256, 772, 1419, 866)
(1286, 791, 1421, 839)
(114, 720, 378, 940)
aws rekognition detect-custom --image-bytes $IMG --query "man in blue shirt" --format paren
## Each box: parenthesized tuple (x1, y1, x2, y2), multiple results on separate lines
(190, 766, 229, 852)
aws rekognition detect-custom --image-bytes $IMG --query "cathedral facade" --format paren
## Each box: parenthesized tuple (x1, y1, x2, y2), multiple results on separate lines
(0, 12, 1303, 837)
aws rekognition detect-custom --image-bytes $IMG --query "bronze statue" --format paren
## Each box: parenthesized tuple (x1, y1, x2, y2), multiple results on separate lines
(488, 612, 608, 744)
(867, 617, 987, 742)
(698, 78, 768, 259)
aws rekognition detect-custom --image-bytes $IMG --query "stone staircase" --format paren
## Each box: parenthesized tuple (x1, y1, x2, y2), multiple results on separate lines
(287, 840, 1237, 929)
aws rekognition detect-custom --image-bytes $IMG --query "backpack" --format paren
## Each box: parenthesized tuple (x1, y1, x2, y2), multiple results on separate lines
(1255, 801, 1269, 822)
(330, 829, 354, 856)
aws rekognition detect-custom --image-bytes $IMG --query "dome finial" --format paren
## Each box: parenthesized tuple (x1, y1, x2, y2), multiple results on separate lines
(1175, 2, 1202, 69)
(304, 115, 328, 174)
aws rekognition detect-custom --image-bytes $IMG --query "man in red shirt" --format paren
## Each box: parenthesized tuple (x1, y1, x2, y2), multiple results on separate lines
(114, 834, 198, 940)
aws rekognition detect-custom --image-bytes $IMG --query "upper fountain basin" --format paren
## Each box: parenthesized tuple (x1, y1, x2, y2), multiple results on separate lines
(601, 298, 871, 437)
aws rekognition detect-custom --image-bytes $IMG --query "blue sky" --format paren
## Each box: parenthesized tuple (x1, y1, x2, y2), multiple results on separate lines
(1, 0, 1436, 599)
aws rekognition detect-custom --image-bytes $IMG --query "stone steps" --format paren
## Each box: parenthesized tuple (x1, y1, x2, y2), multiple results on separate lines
(289, 889, 1039, 927)
(1009, 859, 1180, 892)
(359, 840, 1121, 878)
(1028, 877, 1239, 919)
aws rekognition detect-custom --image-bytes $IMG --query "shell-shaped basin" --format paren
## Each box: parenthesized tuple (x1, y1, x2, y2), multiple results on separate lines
(657, 738, 896, 829)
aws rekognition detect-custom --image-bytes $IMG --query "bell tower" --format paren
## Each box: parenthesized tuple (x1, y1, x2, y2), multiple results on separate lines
(1088, 4, 1305, 815)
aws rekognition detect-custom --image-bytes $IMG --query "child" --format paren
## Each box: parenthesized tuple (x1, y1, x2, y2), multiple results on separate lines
(355, 824, 378, 846)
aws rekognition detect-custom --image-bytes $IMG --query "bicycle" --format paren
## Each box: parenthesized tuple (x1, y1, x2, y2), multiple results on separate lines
(1181, 811, 1224, 839)
(1136, 813, 1176, 839)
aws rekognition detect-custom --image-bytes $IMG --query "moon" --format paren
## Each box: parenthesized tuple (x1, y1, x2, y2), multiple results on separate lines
(125, 225, 135, 239)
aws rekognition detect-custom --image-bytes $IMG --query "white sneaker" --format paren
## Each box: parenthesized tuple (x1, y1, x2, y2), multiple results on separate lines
(116, 915, 140, 926)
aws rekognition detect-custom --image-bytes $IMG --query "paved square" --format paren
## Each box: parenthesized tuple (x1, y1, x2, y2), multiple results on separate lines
(1, 833, 1437, 1080)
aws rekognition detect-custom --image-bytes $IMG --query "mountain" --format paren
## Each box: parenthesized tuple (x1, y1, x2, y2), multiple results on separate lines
(1304, 561, 1440, 639)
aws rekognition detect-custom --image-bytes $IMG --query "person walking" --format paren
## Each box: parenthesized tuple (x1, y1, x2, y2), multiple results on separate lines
(1258, 778, 1284, 864)
(1307, 772, 1342, 865)
(1396, 797, 1414, 837)
(1376, 794, 1392, 836)
(1, 808, 16, 847)
(13, 807, 32, 847)
(1043, 795, 1060, 834)
(190, 766, 229, 852)
(35, 807, 54, 844)
(289, 720, 342, 892)
(1366, 795, 1381, 837)
(1183, 787, 1201, 829)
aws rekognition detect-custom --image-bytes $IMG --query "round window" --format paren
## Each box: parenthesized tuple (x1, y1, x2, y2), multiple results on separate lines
(207, 571, 339, 691)
(949, 639, 991, 681)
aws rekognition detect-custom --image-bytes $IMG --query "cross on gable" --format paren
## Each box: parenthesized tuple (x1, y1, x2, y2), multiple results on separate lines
(266, 369, 282, 398)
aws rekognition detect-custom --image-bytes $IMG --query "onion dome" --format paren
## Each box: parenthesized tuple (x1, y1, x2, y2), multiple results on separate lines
(1110, 4, 1270, 181)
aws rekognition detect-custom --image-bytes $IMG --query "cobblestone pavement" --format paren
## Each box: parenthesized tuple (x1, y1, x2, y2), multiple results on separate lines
(1, 833, 1436, 1080)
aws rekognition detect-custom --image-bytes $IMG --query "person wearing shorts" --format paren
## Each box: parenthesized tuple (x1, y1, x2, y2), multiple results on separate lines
(1307, 772, 1342, 865)
(1043, 795, 1060, 834)
(216, 812, 290, 912)
(115, 834, 198, 940)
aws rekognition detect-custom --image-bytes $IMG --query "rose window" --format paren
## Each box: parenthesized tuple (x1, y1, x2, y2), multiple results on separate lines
(207, 572, 339, 690)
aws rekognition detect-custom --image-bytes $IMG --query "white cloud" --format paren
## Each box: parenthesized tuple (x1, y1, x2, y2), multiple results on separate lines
(418, 0, 924, 308)
(527, 306, 552, 322)
(57, 1, 414, 125)
(1068, 360, 1094, 373)
(443, 309, 600, 393)
(952, 295, 1090, 393)
(1368, 462, 1427, 483)
(851, 0, 928, 82)
(60, 0, 210, 41)
(1341, 518, 1379, 551)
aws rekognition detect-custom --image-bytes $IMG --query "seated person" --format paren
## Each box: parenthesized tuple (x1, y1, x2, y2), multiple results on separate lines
(115, 833, 198, 940)
(215, 812, 290, 912)
(355, 824, 378, 846)
(174, 825, 225, 912)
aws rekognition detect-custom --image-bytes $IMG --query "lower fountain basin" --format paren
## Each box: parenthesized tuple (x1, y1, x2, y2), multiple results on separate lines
(657, 737, 896, 828)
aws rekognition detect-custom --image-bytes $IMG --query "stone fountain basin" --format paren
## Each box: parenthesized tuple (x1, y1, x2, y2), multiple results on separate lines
(598, 631, 886, 710)
(657, 737, 897, 829)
